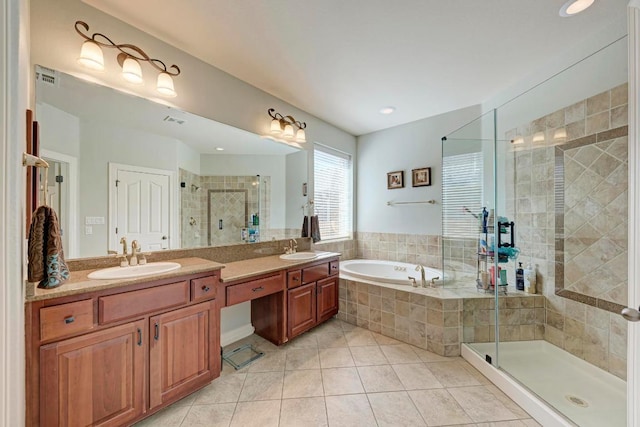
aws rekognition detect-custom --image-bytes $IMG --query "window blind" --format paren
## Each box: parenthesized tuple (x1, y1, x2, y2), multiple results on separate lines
(313, 144, 352, 240)
(442, 151, 484, 239)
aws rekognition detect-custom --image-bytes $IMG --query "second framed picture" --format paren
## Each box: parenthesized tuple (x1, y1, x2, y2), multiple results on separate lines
(412, 167, 431, 187)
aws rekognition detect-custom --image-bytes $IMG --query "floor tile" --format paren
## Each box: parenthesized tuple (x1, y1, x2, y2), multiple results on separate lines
(319, 347, 355, 368)
(246, 351, 286, 372)
(345, 329, 378, 346)
(325, 394, 377, 427)
(476, 420, 540, 427)
(409, 389, 473, 426)
(392, 363, 444, 390)
(322, 367, 365, 395)
(357, 365, 404, 392)
(372, 332, 404, 346)
(340, 321, 359, 332)
(426, 361, 482, 387)
(350, 345, 389, 366)
(368, 391, 427, 427)
(229, 400, 280, 427)
(284, 332, 318, 349)
(282, 369, 324, 398)
(316, 331, 349, 348)
(238, 371, 284, 402)
(180, 403, 236, 427)
(413, 347, 451, 362)
(279, 397, 328, 427)
(380, 343, 421, 364)
(192, 373, 246, 404)
(449, 386, 522, 423)
(285, 348, 320, 370)
(484, 384, 531, 419)
(133, 403, 189, 426)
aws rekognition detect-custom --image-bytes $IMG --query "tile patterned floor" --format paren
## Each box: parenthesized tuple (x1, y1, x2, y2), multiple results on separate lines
(134, 319, 541, 427)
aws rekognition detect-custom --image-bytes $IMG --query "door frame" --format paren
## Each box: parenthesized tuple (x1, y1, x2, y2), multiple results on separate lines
(628, 1, 640, 425)
(41, 149, 79, 258)
(108, 162, 177, 253)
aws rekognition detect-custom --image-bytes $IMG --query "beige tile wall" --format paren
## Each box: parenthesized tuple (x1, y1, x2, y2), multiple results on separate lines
(504, 83, 628, 379)
(355, 232, 442, 269)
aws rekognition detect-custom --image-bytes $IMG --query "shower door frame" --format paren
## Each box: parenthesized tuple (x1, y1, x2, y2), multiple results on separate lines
(627, 1, 640, 425)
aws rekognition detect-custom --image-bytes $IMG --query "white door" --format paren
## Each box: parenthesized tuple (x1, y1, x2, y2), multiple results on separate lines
(109, 163, 173, 253)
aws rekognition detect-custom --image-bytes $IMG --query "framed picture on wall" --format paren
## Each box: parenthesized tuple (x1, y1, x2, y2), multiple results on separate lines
(412, 167, 431, 187)
(387, 171, 404, 189)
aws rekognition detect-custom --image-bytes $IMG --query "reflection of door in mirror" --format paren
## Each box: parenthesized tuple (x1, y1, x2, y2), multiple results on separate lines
(109, 163, 173, 253)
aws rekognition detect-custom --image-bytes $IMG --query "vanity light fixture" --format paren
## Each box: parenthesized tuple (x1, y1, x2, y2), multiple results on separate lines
(267, 108, 307, 143)
(559, 0, 595, 17)
(75, 21, 181, 97)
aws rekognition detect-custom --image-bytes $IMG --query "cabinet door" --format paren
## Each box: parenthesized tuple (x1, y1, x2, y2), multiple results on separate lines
(40, 320, 145, 427)
(287, 282, 316, 339)
(149, 301, 216, 409)
(317, 276, 339, 323)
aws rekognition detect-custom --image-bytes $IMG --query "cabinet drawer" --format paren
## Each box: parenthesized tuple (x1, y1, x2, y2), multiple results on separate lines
(329, 260, 339, 276)
(99, 281, 190, 324)
(226, 273, 284, 306)
(287, 270, 302, 289)
(191, 275, 218, 303)
(302, 263, 329, 284)
(40, 299, 94, 341)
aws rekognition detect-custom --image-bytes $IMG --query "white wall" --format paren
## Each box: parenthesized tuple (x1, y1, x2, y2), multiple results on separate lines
(356, 104, 482, 235)
(78, 120, 179, 256)
(37, 102, 80, 157)
(176, 140, 201, 175)
(285, 150, 308, 229)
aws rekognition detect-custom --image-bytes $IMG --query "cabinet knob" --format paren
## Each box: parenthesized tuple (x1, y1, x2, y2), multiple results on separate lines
(154, 323, 160, 340)
(137, 328, 142, 346)
(293, 277, 299, 281)
(64, 316, 75, 324)
(202, 286, 210, 292)
(252, 286, 264, 292)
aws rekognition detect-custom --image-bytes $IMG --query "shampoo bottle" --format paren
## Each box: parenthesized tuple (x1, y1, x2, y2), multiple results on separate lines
(516, 262, 524, 291)
(524, 262, 536, 294)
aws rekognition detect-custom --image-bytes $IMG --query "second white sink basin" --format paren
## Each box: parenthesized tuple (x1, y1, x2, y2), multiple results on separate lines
(279, 252, 319, 261)
(88, 262, 181, 280)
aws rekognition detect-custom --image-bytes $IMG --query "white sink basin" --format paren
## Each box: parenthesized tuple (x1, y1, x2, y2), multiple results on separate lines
(87, 262, 181, 280)
(279, 252, 319, 261)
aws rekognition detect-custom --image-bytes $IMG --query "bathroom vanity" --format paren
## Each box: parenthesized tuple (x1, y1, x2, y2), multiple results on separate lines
(25, 252, 339, 426)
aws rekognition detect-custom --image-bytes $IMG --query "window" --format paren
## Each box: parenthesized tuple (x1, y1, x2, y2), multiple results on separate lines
(313, 144, 352, 240)
(442, 151, 484, 238)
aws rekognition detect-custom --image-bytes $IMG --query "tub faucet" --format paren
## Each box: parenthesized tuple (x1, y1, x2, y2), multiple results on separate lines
(415, 265, 427, 288)
(130, 240, 139, 266)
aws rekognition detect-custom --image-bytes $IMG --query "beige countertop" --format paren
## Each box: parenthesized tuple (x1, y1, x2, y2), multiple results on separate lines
(25, 251, 341, 302)
(25, 257, 225, 302)
(220, 251, 341, 283)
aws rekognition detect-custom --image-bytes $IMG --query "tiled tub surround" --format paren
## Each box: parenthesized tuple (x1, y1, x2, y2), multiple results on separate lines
(338, 278, 542, 357)
(504, 83, 628, 379)
(355, 232, 442, 269)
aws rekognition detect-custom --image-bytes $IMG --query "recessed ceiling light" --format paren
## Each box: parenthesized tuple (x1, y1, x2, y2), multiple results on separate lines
(379, 106, 396, 115)
(215, 147, 224, 151)
(559, 0, 595, 17)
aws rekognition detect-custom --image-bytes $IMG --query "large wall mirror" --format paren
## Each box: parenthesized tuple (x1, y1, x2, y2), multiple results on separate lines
(35, 66, 309, 259)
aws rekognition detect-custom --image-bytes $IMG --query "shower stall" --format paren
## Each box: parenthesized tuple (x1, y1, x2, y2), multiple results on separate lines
(441, 35, 629, 426)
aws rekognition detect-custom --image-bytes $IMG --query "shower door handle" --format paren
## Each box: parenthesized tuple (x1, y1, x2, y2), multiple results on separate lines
(621, 306, 640, 322)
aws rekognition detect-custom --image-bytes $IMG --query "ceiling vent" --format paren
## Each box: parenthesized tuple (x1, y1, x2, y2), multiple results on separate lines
(163, 115, 186, 125)
(35, 65, 59, 87)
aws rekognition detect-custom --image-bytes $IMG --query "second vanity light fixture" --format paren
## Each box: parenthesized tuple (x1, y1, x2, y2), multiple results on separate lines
(268, 108, 307, 143)
(75, 21, 181, 97)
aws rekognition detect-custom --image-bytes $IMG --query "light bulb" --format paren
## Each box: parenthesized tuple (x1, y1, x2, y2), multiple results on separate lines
(270, 119, 282, 134)
(295, 128, 306, 143)
(560, 0, 595, 17)
(283, 124, 294, 138)
(156, 72, 177, 97)
(122, 57, 143, 84)
(78, 40, 105, 71)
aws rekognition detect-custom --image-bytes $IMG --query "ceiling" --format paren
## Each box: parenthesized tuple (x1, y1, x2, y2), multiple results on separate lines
(83, 0, 628, 136)
(36, 68, 299, 156)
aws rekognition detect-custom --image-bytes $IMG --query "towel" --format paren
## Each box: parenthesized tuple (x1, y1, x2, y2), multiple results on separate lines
(28, 205, 70, 289)
(310, 215, 321, 243)
(301, 216, 309, 238)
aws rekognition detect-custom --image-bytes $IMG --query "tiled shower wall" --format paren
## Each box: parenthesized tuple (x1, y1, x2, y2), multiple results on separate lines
(504, 83, 628, 379)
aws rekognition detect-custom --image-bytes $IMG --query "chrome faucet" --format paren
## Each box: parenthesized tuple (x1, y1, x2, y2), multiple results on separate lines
(130, 240, 139, 266)
(415, 265, 427, 288)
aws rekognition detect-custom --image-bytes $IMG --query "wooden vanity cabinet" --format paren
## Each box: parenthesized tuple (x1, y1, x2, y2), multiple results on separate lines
(287, 258, 339, 339)
(27, 270, 221, 427)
